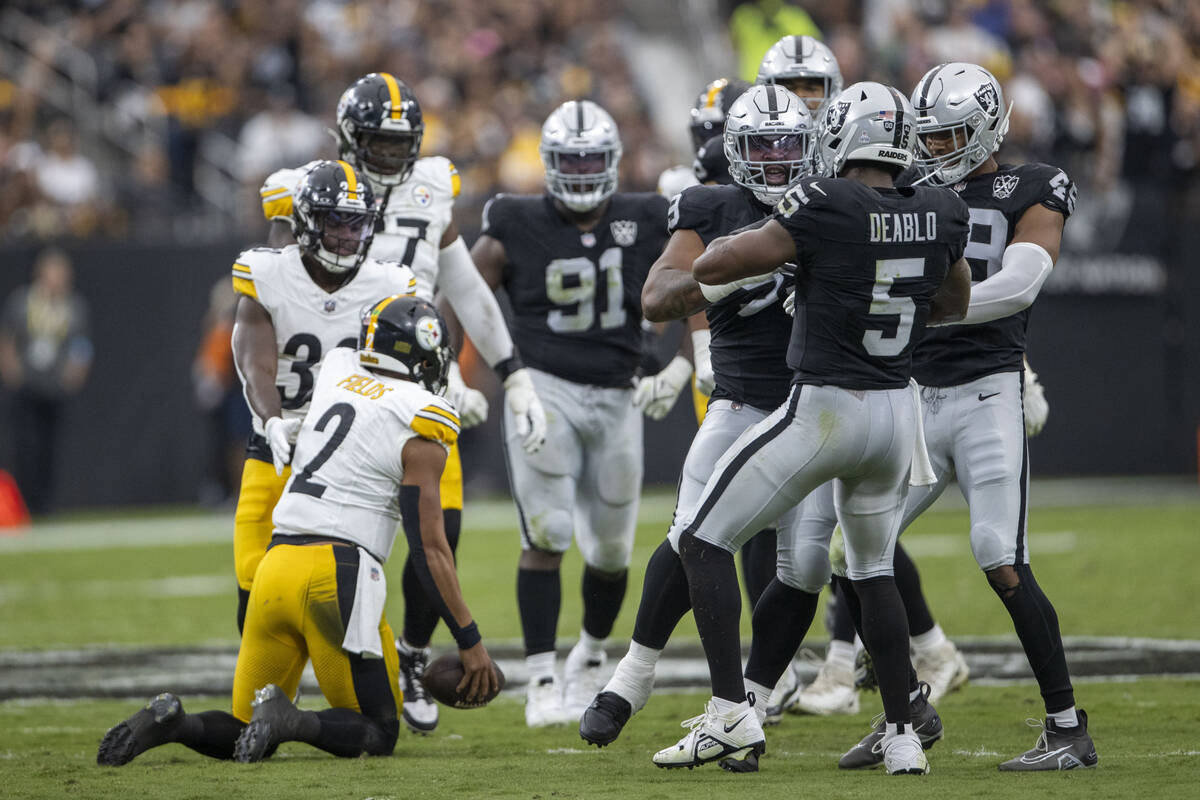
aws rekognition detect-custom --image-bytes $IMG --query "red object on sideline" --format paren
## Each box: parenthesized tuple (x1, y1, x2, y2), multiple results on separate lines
(0, 470, 31, 530)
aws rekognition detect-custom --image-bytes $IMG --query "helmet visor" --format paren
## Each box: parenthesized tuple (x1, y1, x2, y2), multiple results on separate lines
(355, 130, 420, 176)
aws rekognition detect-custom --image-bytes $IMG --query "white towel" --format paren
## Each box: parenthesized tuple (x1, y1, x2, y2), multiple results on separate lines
(908, 379, 937, 487)
(342, 548, 387, 658)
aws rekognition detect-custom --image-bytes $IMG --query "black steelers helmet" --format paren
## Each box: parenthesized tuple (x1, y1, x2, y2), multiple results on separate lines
(693, 135, 732, 185)
(689, 77, 752, 153)
(358, 296, 452, 395)
(335, 72, 424, 189)
(294, 160, 377, 274)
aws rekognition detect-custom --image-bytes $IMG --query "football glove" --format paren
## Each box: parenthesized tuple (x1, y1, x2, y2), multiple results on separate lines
(783, 288, 796, 317)
(633, 355, 692, 420)
(1023, 361, 1049, 437)
(504, 368, 547, 454)
(263, 415, 301, 476)
(446, 361, 489, 429)
(691, 329, 715, 397)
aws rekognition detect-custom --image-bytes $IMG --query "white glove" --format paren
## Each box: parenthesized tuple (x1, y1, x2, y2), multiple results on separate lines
(445, 361, 489, 429)
(783, 288, 796, 317)
(1023, 363, 1049, 437)
(263, 415, 301, 476)
(691, 329, 715, 396)
(698, 272, 777, 304)
(504, 368, 547, 454)
(633, 355, 692, 420)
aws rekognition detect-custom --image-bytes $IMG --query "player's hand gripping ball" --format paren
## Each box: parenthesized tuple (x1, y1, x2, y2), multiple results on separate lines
(423, 654, 506, 708)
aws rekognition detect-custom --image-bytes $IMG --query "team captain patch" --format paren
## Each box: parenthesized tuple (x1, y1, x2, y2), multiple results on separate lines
(992, 174, 1020, 199)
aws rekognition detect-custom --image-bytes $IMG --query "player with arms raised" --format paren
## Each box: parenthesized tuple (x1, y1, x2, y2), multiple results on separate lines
(98, 298, 498, 765)
(471, 100, 683, 727)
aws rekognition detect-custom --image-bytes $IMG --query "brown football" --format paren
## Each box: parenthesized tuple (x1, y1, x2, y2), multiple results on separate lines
(422, 653, 505, 709)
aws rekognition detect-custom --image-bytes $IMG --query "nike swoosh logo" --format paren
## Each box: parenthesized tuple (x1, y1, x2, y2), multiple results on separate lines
(978, 392, 1001, 401)
(1021, 745, 1072, 764)
(724, 715, 747, 733)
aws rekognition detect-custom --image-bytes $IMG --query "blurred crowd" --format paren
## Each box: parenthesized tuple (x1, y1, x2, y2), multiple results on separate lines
(1, 0, 1197, 259)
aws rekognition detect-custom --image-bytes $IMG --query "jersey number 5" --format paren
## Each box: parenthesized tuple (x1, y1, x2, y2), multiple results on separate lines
(289, 402, 356, 499)
(545, 247, 626, 333)
(862, 257, 924, 357)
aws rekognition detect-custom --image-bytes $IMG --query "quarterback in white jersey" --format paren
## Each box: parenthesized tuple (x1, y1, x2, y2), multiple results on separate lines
(259, 73, 546, 735)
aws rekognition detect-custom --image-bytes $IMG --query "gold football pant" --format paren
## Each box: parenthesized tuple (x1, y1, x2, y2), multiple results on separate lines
(692, 377, 710, 426)
(232, 540, 401, 731)
(234, 442, 464, 592)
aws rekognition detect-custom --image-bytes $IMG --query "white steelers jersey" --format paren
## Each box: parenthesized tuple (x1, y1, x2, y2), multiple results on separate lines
(230, 245, 418, 430)
(657, 164, 699, 199)
(272, 347, 460, 561)
(260, 156, 461, 302)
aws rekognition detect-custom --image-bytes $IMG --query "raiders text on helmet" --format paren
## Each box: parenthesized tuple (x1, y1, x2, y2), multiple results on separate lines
(358, 295, 452, 395)
(756, 35, 843, 119)
(293, 160, 377, 274)
(539, 100, 622, 213)
(814, 82, 916, 178)
(722, 84, 815, 205)
(336, 72, 424, 190)
(910, 62, 1011, 186)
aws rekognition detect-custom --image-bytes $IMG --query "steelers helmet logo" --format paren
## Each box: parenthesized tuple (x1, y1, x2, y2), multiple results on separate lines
(412, 184, 433, 207)
(415, 316, 443, 351)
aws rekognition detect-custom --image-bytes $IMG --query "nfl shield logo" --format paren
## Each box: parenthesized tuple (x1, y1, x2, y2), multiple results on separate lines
(323, 299, 337, 313)
(610, 220, 637, 247)
(992, 174, 1020, 199)
(580, 232, 597, 248)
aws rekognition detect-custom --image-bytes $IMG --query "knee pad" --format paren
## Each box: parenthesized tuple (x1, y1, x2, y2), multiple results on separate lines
(523, 508, 574, 553)
(581, 534, 634, 573)
(776, 544, 831, 595)
(596, 449, 641, 506)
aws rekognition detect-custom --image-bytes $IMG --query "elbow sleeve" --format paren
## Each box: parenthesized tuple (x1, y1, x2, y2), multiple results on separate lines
(959, 242, 1053, 325)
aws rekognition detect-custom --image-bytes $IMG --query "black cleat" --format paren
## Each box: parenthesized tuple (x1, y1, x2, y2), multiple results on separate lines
(579, 691, 632, 747)
(998, 709, 1098, 771)
(838, 682, 943, 770)
(97, 693, 183, 766)
(233, 684, 303, 763)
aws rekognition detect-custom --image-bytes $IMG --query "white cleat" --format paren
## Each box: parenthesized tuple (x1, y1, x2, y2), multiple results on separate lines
(882, 727, 930, 775)
(913, 641, 969, 705)
(396, 639, 439, 734)
(562, 643, 608, 722)
(793, 661, 860, 716)
(525, 674, 569, 727)
(652, 699, 766, 772)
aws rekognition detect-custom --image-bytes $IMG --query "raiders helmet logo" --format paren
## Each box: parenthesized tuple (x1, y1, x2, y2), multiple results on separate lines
(415, 316, 443, 351)
(610, 220, 637, 247)
(992, 174, 1020, 199)
(826, 101, 851, 135)
(974, 83, 999, 115)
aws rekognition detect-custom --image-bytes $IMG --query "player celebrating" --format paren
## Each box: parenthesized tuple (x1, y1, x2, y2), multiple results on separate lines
(470, 100, 680, 727)
(98, 297, 498, 765)
(756, 34, 843, 119)
(258, 73, 547, 735)
(579, 83, 817, 747)
(651, 83, 971, 775)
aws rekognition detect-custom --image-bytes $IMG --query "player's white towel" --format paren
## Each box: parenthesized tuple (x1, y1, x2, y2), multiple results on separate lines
(909, 379, 937, 487)
(342, 548, 387, 658)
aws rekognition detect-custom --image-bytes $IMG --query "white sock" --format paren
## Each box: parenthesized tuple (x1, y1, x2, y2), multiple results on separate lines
(885, 722, 914, 737)
(1049, 706, 1079, 729)
(603, 644, 661, 710)
(911, 624, 948, 655)
(710, 695, 742, 716)
(526, 651, 556, 681)
(628, 641, 662, 667)
(745, 679, 772, 708)
(826, 639, 857, 672)
(575, 629, 606, 657)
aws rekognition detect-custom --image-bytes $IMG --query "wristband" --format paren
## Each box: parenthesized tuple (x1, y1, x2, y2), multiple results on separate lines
(452, 620, 481, 650)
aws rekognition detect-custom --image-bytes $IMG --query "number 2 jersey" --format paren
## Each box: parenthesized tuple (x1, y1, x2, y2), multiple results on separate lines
(260, 156, 461, 302)
(774, 175, 970, 390)
(480, 192, 669, 387)
(669, 183, 793, 410)
(910, 162, 1076, 387)
(272, 347, 460, 561)
(230, 245, 417, 433)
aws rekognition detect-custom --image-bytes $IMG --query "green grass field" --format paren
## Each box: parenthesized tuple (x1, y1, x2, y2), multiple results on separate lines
(2, 485, 1199, 797)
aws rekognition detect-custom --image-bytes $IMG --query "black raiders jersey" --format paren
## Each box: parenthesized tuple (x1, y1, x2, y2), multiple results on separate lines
(910, 162, 1076, 387)
(669, 183, 792, 410)
(481, 192, 670, 387)
(774, 175, 970, 390)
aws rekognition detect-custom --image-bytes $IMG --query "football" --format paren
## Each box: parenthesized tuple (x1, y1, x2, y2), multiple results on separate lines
(423, 653, 506, 709)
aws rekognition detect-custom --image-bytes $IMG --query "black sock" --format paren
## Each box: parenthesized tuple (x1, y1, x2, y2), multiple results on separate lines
(991, 564, 1075, 713)
(825, 582, 857, 643)
(176, 710, 246, 760)
(402, 508, 461, 647)
(835, 574, 918, 692)
(630, 540, 693, 649)
(236, 588, 250, 636)
(582, 566, 627, 640)
(310, 708, 396, 757)
(893, 543, 935, 636)
(739, 528, 777, 609)
(745, 579, 819, 689)
(853, 576, 912, 725)
(679, 531, 744, 703)
(518, 566, 561, 656)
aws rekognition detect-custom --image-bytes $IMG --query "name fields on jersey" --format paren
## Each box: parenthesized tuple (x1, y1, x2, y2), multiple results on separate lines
(869, 211, 938, 243)
(337, 373, 393, 401)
